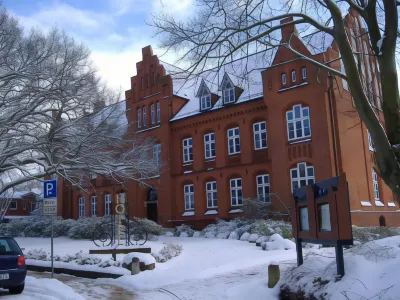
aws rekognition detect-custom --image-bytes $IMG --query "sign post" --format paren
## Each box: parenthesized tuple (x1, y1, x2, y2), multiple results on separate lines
(43, 179, 57, 278)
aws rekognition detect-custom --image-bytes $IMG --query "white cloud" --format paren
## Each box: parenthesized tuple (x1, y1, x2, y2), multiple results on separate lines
(152, 0, 195, 18)
(109, 0, 150, 15)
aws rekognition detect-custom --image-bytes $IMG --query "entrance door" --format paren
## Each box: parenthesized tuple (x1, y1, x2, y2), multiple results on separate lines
(147, 189, 158, 222)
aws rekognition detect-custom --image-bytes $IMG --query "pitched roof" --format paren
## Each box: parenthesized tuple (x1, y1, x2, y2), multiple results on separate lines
(301, 31, 335, 55)
(163, 49, 277, 121)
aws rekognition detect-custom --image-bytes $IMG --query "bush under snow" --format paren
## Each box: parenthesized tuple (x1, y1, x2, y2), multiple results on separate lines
(260, 234, 296, 251)
(240, 232, 251, 241)
(151, 243, 183, 263)
(175, 224, 195, 237)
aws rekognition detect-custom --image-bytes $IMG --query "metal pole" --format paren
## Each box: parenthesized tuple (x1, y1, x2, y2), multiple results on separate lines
(296, 238, 303, 266)
(51, 214, 54, 278)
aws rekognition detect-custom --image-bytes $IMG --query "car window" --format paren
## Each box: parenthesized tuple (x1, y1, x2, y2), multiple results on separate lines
(0, 238, 21, 255)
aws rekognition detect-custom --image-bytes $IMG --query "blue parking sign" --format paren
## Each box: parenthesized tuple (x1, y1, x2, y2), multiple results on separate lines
(44, 180, 57, 199)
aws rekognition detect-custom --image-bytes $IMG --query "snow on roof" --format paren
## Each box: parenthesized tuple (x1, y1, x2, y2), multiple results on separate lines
(301, 31, 334, 55)
(0, 191, 37, 199)
(163, 49, 276, 122)
(92, 100, 128, 137)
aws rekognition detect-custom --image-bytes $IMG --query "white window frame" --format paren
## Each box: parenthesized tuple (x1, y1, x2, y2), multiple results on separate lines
(89, 173, 97, 180)
(204, 133, 216, 159)
(151, 104, 155, 124)
(206, 181, 218, 208)
(137, 108, 141, 128)
(372, 169, 380, 200)
(184, 184, 194, 210)
(230, 178, 243, 206)
(78, 197, 85, 218)
(200, 95, 212, 110)
(253, 121, 267, 150)
(282, 73, 287, 86)
(104, 194, 111, 216)
(153, 144, 162, 166)
(9, 201, 17, 210)
(291, 70, 296, 82)
(91, 196, 97, 216)
(302, 67, 307, 80)
(183, 137, 193, 163)
(290, 162, 315, 192)
(156, 102, 160, 123)
(368, 130, 375, 152)
(142, 107, 147, 127)
(286, 104, 311, 141)
(256, 174, 271, 203)
(223, 88, 235, 104)
(227, 127, 240, 155)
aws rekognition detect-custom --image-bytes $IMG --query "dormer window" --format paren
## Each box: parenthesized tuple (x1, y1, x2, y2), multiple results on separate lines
(223, 87, 235, 104)
(201, 95, 211, 110)
(220, 73, 237, 104)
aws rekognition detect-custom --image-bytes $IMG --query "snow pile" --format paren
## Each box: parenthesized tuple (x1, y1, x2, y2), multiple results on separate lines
(280, 236, 400, 299)
(175, 224, 195, 237)
(151, 243, 183, 263)
(132, 218, 164, 235)
(352, 225, 400, 243)
(261, 234, 296, 251)
(240, 232, 251, 241)
(165, 231, 174, 237)
(123, 253, 156, 265)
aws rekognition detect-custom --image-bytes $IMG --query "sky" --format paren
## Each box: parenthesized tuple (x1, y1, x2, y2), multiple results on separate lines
(3, 0, 194, 95)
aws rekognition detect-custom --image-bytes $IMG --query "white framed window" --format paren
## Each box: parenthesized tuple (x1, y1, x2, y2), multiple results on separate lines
(206, 181, 218, 208)
(104, 194, 111, 216)
(290, 162, 315, 192)
(201, 95, 212, 110)
(253, 121, 267, 150)
(223, 88, 235, 104)
(368, 130, 375, 152)
(143, 107, 147, 127)
(78, 197, 85, 218)
(256, 174, 270, 203)
(372, 169, 380, 200)
(184, 184, 194, 210)
(227, 127, 240, 155)
(282, 73, 287, 86)
(204, 133, 216, 159)
(302, 68, 307, 80)
(230, 178, 243, 206)
(183, 138, 193, 163)
(137, 108, 141, 128)
(156, 101, 160, 123)
(286, 104, 311, 141)
(9, 201, 17, 210)
(89, 173, 97, 180)
(291, 70, 296, 82)
(153, 144, 162, 166)
(151, 104, 155, 124)
(91, 196, 97, 216)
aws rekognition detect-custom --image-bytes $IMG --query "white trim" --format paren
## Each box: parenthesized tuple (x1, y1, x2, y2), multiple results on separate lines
(204, 132, 216, 159)
(281, 73, 286, 85)
(351, 210, 400, 213)
(142, 106, 147, 127)
(184, 184, 194, 210)
(375, 200, 384, 207)
(223, 87, 235, 104)
(372, 169, 380, 200)
(256, 174, 271, 203)
(200, 95, 212, 110)
(302, 67, 307, 80)
(183, 137, 193, 163)
(204, 210, 218, 215)
(206, 181, 218, 208)
(91, 196, 97, 216)
(230, 178, 243, 206)
(104, 194, 111, 216)
(368, 130, 375, 152)
(156, 101, 160, 123)
(136, 125, 160, 133)
(291, 70, 296, 82)
(183, 163, 193, 167)
(286, 104, 311, 141)
(360, 201, 372, 207)
(227, 127, 241, 155)
(388, 202, 396, 207)
(290, 162, 315, 192)
(151, 104, 155, 124)
(229, 209, 243, 214)
(78, 197, 85, 218)
(289, 138, 312, 145)
(278, 82, 308, 92)
(182, 211, 195, 217)
(253, 121, 267, 150)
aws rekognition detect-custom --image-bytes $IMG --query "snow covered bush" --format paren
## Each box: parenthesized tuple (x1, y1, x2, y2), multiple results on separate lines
(216, 232, 230, 239)
(352, 226, 399, 243)
(192, 231, 202, 238)
(151, 243, 182, 263)
(165, 231, 174, 237)
(180, 232, 188, 237)
(134, 218, 164, 235)
(240, 232, 251, 241)
(261, 234, 296, 251)
(204, 232, 216, 238)
(67, 217, 106, 239)
(248, 233, 259, 243)
(175, 224, 195, 237)
(228, 231, 239, 240)
(25, 248, 48, 260)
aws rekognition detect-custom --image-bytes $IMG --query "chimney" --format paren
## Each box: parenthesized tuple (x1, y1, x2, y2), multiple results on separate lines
(142, 45, 153, 60)
(280, 17, 296, 42)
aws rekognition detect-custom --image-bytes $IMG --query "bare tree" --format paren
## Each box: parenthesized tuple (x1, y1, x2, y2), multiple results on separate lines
(152, 0, 400, 201)
(0, 5, 161, 213)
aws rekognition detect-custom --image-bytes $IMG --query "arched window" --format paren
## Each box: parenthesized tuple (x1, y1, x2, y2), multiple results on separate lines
(372, 169, 380, 200)
(291, 70, 296, 82)
(230, 178, 243, 206)
(137, 107, 141, 128)
(182, 137, 193, 163)
(206, 181, 217, 208)
(104, 194, 112, 216)
(91, 196, 97, 216)
(253, 121, 267, 150)
(282, 73, 287, 86)
(204, 132, 216, 159)
(302, 67, 307, 80)
(142, 106, 147, 127)
(156, 101, 160, 123)
(151, 104, 155, 124)
(290, 162, 315, 191)
(78, 197, 85, 218)
(256, 174, 270, 203)
(286, 104, 311, 141)
(184, 184, 194, 210)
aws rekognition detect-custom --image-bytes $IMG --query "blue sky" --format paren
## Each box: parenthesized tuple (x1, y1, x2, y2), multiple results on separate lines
(4, 0, 194, 93)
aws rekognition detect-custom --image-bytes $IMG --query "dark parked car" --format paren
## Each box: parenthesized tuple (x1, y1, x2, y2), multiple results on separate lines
(0, 237, 26, 294)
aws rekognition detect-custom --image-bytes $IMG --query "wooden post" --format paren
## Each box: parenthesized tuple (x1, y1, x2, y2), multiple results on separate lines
(268, 262, 280, 288)
(335, 241, 345, 276)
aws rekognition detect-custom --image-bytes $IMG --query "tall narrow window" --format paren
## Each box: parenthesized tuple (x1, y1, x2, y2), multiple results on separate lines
(204, 133, 216, 159)
(206, 181, 218, 208)
(253, 121, 267, 150)
(302, 68, 307, 80)
(152, 72, 155, 85)
(151, 104, 155, 124)
(184, 184, 194, 210)
(137, 108, 141, 128)
(78, 197, 85, 218)
(372, 169, 380, 200)
(368, 130, 375, 152)
(143, 107, 147, 127)
(230, 178, 243, 206)
(91, 196, 97, 216)
(223, 80, 235, 104)
(201, 95, 212, 110)
(156, 101, 160, 123)
(256, 174, 270, 203)
(286, 104, 311, 141)
(104, 194, 111, 216)
(291, 71, 296, 82)
(282, 73, 287, 86)
(290, 162, 315, 192)
(227, 127, 240, 155)
(153, 144, 162, 166)
(9, 201, 17, 210)
(183, 138, 193, 163)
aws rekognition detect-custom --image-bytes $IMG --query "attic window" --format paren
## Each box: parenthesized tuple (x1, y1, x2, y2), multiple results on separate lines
(201, 95, 211, 110)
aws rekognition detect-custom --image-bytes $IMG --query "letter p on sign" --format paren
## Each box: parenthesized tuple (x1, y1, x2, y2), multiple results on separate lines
(44, 180, 57, 199)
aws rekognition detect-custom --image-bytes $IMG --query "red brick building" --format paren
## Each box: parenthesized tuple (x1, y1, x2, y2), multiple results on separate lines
(3, 192, 39, 220)
(57, 10, 400, 228)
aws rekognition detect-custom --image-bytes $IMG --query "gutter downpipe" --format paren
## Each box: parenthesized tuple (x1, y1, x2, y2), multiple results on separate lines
(328, 74, 339, 177)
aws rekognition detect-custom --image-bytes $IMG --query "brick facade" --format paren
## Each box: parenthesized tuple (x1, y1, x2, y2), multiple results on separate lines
(57, 10, 400, 228)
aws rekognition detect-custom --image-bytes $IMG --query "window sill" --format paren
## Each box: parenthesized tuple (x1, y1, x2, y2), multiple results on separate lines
(204, 210, 218, 215)
(254, 147, 268, 151)
(278, 82, 308, 93)
(388, 202, 396, 207)
(183, 162, 193, 166)
(375, 200, 384, 207)
(182, 211, 195, 217)
(205, 158, 216, 162)
(228, 153, 241, 157)
(136, 125, 161, 133)
(228, 208, 243, 214)
(361, 201, 372, 207)
(288, 138, 311, 145)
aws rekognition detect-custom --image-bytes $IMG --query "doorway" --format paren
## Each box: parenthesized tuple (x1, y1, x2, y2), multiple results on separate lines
(379, 215, 386, 227)
(147, 188, 158, 222)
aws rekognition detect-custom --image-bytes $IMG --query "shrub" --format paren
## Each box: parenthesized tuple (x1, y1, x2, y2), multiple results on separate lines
(152, 244, 183, 263)
(175, 224, 195, 237)
(134, 218, 164, 235)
